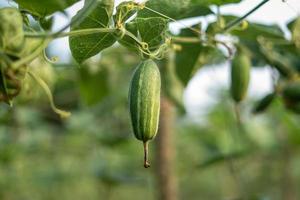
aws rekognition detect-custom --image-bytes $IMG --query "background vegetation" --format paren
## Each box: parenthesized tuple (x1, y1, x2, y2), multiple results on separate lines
(0, 0, 300, 200)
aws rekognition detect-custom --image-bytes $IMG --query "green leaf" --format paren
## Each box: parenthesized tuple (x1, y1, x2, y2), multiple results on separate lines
(207, 15, 284, 39)
(79, 65, 109, 106)
(0, 8, 24, 54)
(232, 23, 284, 41)
(175, 46, 202, 85)
(191, 0, 242, 6)
(179, 4, 213, 19)
(232, 20, 284, 67)
(14, 0, 80, 17)
(175, 28, 225, 85)
(287, 17, 300, 48)
(258, 37, 300, 77)
(259, 41, 293, 77)
(160, 53, 185, 113)
(114, 1, 139, 26)
(118, 22, 139, 51)
(39, 16, 54, 31)
(69, 0, 116, 64)
(135, 17, 168, 51)
(207, 15, 285, 67)
(138, 0, 212, 20)
(101, 0, 114, 17)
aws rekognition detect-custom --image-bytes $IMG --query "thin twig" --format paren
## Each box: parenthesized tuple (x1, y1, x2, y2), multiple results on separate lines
(28, 71, 71, 119)
(222, 0, 271, 33)
(24, 28, 117, 39)
(11, 39, 51, 69)
(171, 36, 201, 43)
(143, 6, 203, 36)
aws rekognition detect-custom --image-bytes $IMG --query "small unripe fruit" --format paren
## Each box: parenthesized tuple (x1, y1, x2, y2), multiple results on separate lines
(129, 59, 161, 168)
(230, 50, 251, 103)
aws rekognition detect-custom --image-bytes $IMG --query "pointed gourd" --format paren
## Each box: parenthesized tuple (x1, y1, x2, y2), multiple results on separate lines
(230, 50, 251, 103)
(129, 59, 161, 168)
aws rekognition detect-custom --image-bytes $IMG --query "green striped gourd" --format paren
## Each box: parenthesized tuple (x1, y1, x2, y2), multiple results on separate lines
(129, 59, 161, 168)
(230, 50, 251, 103)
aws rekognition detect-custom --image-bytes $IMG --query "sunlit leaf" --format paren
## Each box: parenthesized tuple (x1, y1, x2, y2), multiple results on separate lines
(69, 0, 116, 64)
(14, 0, 80, 17)
(138, 0, 212, 20)
(135, 17, 168, 50)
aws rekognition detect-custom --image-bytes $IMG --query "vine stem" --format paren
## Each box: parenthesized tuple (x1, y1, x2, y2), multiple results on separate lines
(171, 36, 233, 58)
(11, 0, 105, 69)
(171, 36, 201, 43)
(15, 28, 116, 69)
(27, 71, 71, 119)
(124, 30, 147, 48)
(143, 141, 150, 168)
(234, 103, 242, 126)
(12, 39, 51, 69)
(24, 28, 117, 39)
(23, 0, 101, 40)
(0, 51, 13, 64)
(222, 0, 271, 33)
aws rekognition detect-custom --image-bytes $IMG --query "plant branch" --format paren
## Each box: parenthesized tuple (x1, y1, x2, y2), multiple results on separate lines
(0, 51, 13, 64)
(12, 39, 51, 69)
(171, 36, 201, 43)
(28, 71, 71, 119)
(51, 0, 98, 38)
(23, 0, 99, 40)
(171, 36, 233, 58)
(24, 28, 117, 39)
(222, 0, 271, 33)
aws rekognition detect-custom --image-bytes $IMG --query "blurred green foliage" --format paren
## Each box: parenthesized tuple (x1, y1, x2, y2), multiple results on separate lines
(0, 46, 299, 200)
(1, 0, 300, 199)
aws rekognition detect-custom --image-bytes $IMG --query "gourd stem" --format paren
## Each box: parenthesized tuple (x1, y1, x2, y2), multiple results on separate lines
(234, 103, 242, 126)
(143, 141, 150, 168)
(222, 0, 270, 33)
